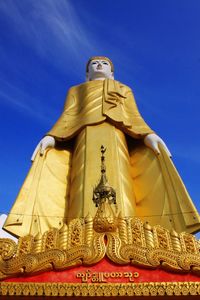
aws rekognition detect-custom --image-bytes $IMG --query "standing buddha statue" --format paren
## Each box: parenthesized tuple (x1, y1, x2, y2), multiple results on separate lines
(3, 56, 200, 238)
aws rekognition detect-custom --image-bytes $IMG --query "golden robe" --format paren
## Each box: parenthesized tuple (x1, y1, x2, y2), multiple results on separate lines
(3, 79, 200, 237)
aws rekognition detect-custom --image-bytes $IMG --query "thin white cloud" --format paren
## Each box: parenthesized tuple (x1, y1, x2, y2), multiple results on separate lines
(0, 0, 98, 118)
(0, 214, 17, 241)
(0, 78, 56, 124)
(0, 0, 95, 70)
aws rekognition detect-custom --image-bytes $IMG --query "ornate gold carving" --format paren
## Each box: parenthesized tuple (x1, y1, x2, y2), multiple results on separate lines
(118, 213, 128, 244)
(58, 224, 68, 250)
(1, 282, 200, 297)
(84, 214, 93, 246)
(0, 238, 16, 260)
(144, 222, 154, 249)
(154, 226, 172, 250)
(170, 229, 182, 252)
(32, 233, 42, 253)
(16, 235, 34, 256)
(180, 232, 198, 254)
(1, 217, 200, 279)
(43, 228, 59, 251)
(68, 218, 84, 248)
(93, 202, 118, 233)
(131, 218, 145, 247)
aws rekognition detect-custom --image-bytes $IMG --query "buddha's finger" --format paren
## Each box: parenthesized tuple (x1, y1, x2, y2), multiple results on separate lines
(160, 141, 172, 158)
(31, 143, 41, 162)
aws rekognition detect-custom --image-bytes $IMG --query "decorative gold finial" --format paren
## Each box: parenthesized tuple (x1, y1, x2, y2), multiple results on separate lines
(93, 146, 117, 233)
(92, 145, 116, 208)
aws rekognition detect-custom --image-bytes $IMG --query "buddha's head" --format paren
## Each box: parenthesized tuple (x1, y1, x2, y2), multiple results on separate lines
(86, 56, 114, 81)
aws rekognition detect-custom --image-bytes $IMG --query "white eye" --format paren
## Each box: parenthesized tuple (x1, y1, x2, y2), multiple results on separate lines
(92, 61, 97, 65)
(102, 61, 108, 65)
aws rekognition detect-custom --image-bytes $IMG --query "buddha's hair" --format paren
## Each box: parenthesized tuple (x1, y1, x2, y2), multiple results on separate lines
(86, 56, 114, 72)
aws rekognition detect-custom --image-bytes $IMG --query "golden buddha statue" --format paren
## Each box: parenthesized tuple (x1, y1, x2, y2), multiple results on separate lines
(3, 56, 200, 238)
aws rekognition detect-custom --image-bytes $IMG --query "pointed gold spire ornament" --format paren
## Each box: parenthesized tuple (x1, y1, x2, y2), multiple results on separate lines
(92, 145, 116, 207)
(93, 146, 118, 233)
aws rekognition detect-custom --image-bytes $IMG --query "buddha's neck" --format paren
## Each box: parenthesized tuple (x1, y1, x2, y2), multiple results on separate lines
(90, 77, 114, 81)
(91, 77, 106, 81)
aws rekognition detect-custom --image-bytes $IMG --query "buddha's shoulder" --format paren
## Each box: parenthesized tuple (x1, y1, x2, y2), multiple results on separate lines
(117, 81, 132, 91)
(66, 83, 83, 93)
(113, 81, 133, 95)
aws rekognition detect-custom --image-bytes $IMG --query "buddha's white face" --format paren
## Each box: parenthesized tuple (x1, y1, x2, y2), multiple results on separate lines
(87, 59, 114, 81)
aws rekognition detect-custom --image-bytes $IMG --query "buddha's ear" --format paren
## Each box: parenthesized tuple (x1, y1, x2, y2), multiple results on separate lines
(86, 72, 90, 81)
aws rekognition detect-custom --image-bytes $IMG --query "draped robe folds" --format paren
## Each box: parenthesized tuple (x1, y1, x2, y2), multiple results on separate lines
(3, 79, 200, 237)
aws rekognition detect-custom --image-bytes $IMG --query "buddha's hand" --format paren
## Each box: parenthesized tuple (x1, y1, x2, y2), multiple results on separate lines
(144, 133, 172, 158)
(31, 136, 55, 162)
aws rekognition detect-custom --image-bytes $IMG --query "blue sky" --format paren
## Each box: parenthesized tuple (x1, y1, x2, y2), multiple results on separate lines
(0, 0, 200, 235)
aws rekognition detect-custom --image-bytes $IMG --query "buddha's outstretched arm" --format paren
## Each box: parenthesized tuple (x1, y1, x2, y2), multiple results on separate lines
(125, 88, 172, 158)
(144, 133, 172, 157)
(31, 87, 76, 161)
(31, 136, 55, 161)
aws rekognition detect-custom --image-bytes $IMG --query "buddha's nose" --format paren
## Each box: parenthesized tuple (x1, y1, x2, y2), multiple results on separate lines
(97, 63, 102, 70)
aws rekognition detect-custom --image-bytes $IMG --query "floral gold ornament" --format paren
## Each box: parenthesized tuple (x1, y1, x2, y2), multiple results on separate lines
(1, 282, 200, 297)
(1, 217, 200, 279)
